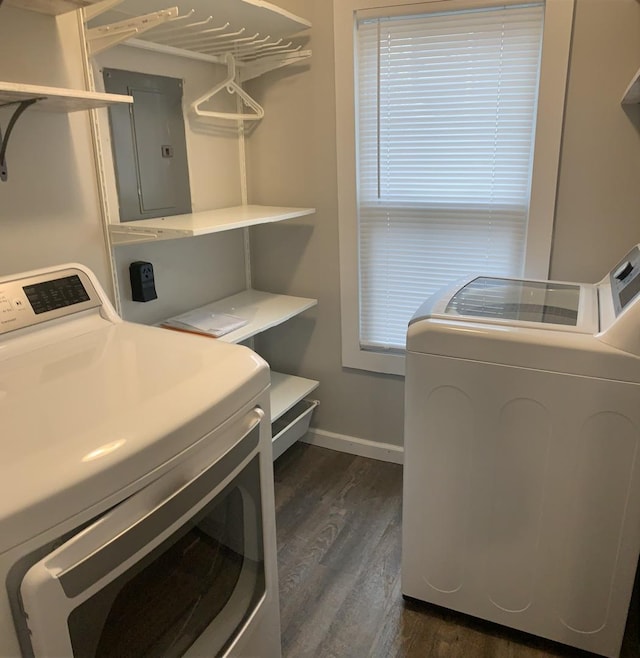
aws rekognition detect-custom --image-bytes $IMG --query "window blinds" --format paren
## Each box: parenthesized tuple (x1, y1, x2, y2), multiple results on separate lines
(356, 3, 545, 350)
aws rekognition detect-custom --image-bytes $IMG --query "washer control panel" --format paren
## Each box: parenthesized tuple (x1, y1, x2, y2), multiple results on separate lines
(609, 246, 640, 317)
(0, 267, 101, 336)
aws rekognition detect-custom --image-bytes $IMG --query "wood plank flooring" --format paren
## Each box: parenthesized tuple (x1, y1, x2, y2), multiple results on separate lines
(273, 443, 640, 658)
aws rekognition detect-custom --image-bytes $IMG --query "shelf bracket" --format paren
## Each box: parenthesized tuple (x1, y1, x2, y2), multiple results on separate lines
(86, 6, 179, 55)
(0, 97, 41, 182)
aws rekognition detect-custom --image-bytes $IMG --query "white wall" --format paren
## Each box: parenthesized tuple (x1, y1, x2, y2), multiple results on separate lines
(247, 0, 640, 448)
(550, 0, 640, 282)
(0, 8, 111, 291)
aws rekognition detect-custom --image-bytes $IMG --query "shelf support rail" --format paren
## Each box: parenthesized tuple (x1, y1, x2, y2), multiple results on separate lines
(86, 6, 179, 55)
(0, 98, 41, 182)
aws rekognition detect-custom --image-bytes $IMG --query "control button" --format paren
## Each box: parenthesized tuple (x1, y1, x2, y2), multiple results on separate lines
(12, 298, 25, 310)
(614, 261, 634, 281)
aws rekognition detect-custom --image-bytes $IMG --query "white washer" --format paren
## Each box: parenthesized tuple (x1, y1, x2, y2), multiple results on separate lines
(0, 264, 281, 658)
(402, 245, 640, 658)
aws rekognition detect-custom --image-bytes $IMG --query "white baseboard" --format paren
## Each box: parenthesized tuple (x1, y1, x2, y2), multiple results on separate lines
(301, 427, 404, 464)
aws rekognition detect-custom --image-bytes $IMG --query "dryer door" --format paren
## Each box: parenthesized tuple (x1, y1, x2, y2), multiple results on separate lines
(19, 408, 267, 658)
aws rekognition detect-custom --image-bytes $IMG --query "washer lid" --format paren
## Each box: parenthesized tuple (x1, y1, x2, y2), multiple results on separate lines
(411, 275, 598, 335)
(445, 277, 581, 327)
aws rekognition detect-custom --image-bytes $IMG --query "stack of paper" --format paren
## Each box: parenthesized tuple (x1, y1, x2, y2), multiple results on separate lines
(161, 308, 248, 338)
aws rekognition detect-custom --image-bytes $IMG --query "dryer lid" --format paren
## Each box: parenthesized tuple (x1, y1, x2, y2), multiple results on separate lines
(0, 321, 269, 554)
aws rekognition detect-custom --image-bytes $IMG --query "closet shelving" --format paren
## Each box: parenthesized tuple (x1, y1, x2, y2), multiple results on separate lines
(97, 1, 317, 458)
(84, 0, 311, 82)
(7, 0, 317, 457)
(9, 0, 311, 80)
(162, 288, 319, 459)
(92, 1, 316, 457)
(113, 202, 320, 457)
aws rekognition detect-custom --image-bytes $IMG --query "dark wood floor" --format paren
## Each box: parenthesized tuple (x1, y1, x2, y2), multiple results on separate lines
(273, 443, 640, 658)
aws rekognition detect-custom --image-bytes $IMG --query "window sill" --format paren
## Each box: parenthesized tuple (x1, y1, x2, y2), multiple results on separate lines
(343, 346, 406, 376)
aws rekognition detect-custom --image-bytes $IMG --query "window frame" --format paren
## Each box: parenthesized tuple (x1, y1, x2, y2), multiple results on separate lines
(334, 0, 575, 375)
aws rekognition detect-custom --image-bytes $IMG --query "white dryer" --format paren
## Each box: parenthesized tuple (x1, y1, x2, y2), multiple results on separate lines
(402, 245, 640, 658)
(0, 264, 281, 658)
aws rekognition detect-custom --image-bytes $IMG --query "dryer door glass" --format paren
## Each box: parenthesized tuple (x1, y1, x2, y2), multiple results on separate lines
(18, 415, 267, 658)
(66, 455, 264, 658)
(445, 277, 580, 325)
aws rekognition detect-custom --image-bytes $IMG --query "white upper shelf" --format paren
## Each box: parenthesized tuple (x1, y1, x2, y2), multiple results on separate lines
(109, 204, 315, 245)
(0, 81, 132, 111)
(85, 0, 311, 78)
(5, 0, 103, 14)
(622, 66, 640, 104)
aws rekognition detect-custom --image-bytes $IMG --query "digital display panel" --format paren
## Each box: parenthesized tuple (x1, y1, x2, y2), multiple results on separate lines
(610, 246, 640, 316)
(23, 275, 90, 315)
(620, 274, 640, 311)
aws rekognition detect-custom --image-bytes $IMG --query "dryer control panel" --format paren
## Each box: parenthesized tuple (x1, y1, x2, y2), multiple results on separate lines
(609, 245, 640, 317)
(0, 267, 101, 336)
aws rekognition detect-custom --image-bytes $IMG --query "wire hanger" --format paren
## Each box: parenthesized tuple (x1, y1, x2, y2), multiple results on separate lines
(191, 53, 264, 121)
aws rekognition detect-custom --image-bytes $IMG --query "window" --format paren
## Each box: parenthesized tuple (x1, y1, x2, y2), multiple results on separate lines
(334, 0, 574, 375)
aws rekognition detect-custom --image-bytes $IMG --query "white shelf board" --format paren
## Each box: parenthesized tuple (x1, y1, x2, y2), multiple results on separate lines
(270, 372, 318, 422)
(109, 205, 315, 245)
(622, 66, 640, 104)
(5, 0, 102, 14)
(0, 81, 132, 111)
(213, 290, 317, 343)
(163, 289, 317, 345)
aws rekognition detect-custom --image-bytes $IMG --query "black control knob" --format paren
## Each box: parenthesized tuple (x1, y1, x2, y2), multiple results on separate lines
(614, 261, 634, 281)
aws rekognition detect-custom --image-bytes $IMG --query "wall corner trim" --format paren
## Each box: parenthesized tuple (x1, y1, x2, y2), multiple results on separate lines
(302, 428, 404, 464)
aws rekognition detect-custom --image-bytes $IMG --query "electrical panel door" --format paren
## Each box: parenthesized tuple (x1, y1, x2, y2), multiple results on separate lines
(103, 69, 192, 222)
